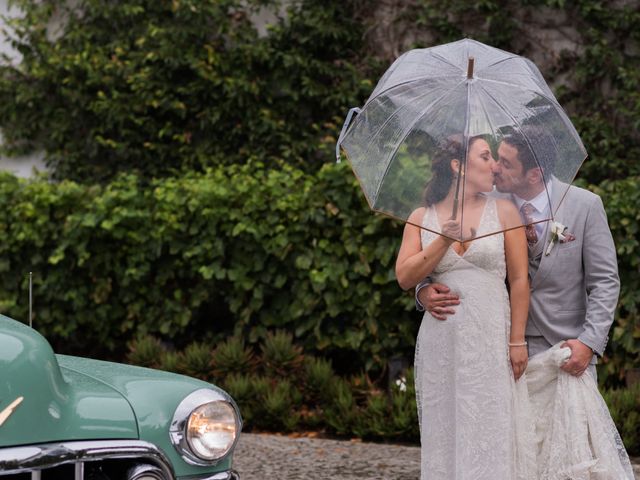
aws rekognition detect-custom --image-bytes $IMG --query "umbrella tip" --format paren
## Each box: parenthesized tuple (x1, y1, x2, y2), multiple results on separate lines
(467, 56, 475, 79)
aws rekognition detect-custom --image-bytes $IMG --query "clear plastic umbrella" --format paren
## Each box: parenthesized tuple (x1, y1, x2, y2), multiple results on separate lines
(336, 38, 587, 241)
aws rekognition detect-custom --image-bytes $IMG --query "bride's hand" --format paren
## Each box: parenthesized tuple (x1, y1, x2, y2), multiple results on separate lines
(509, 345, 528, 381)
(440, 219, 461, 242)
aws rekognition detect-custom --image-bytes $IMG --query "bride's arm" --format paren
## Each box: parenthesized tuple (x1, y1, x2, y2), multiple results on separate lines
(499, 200, 530, 380)
(395, 208, 455, 291)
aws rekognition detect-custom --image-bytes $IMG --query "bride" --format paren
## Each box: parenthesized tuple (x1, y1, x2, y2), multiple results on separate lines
(395, 134, 537, 479)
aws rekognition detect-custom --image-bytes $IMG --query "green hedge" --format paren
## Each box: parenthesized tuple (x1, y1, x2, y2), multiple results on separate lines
(0, 164, 638, 382)
(0, 161, 415, 369)
(592, 178, 640, 386)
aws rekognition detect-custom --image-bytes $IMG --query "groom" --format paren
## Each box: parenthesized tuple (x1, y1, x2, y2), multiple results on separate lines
(417, 130, 620, 379)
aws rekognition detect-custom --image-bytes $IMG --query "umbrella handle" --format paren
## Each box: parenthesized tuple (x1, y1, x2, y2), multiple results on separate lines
(450, 162, 464, 220)
(336, 107, 361, 163)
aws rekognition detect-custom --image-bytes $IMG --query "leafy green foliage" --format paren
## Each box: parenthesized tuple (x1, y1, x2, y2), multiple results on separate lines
(405, 0, 517, 48)
(323, 377, 357, 436)
(259, 378, 303, 431)
(158, 350, 182, 373)
(0, 0, 371, 182)
(222, 373, 261, 426)
(2, 165, 638, 383)
(591, 178, 640, 386)
(260, 330, 304, 377)
(0, 0, 638, 447)
(303, 356, 336, 404)
(601, 382, 640, 454)
(129, 334, 638, 450)
(0, 162, 416, 368)
(125, 334, 164, 368)
(179, 341, 213, 379)
(212, 336, 257, 378)
(406, 0, 640, 185)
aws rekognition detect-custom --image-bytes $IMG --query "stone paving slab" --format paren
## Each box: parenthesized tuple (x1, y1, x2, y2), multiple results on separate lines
(233, 432, 640, 479)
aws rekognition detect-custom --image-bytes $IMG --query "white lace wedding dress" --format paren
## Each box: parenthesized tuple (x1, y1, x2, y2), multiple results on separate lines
(527, 344, 634, 479)
(415, 196, 634, 480)
(416, 197, 537, 479)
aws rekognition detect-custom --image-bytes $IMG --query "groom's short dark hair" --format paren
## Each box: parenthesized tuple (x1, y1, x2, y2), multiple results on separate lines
(502, 126, 556, 176)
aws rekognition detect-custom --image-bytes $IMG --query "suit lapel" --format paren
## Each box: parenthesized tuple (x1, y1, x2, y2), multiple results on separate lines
(531, 178, 570, 289)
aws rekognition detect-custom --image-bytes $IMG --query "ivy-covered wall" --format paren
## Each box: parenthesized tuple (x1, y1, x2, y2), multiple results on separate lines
(1, 0, 637, 184)
(0, 0, 372, 181)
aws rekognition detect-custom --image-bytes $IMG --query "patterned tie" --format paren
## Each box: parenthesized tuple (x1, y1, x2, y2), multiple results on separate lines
(521, 203, 538, 246)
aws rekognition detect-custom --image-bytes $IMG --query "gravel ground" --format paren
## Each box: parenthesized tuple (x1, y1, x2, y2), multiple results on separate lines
(233, 432, 640, 479)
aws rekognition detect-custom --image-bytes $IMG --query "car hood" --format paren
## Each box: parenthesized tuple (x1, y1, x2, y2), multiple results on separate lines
(54, 356, 238, 478)
(0, 316, 138, 447)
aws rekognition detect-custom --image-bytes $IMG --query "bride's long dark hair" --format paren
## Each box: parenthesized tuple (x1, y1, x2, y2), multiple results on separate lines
(423, 135, 486, 206)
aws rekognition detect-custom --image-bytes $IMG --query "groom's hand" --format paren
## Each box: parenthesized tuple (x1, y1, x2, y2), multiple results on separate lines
(560, 339, 593, 376)
(420, 283, 459, 320)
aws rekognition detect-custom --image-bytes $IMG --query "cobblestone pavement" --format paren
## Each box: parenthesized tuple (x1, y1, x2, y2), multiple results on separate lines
(233, 432, 640, 479)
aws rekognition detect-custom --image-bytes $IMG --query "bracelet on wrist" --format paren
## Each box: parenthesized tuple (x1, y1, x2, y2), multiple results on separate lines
(508, 341, 528, 347)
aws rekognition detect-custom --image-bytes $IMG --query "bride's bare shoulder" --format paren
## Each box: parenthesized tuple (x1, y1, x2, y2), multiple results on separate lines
(407, 206, 428, 226)
(494, 198, 522, 227)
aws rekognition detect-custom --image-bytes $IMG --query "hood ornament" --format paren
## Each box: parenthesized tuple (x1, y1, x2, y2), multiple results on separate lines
(0, 396, 24, 427)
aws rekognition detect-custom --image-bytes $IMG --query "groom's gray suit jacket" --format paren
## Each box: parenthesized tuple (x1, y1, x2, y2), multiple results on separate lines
(520, 178, 619, 363)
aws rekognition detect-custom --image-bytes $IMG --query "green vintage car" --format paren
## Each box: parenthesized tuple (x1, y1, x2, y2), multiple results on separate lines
(0, 314, 241, 479)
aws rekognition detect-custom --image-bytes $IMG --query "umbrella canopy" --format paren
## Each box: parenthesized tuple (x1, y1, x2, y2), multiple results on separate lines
(337, 38, 587, 242)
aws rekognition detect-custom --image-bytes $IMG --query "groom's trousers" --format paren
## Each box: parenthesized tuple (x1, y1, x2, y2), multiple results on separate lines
(527, 335, 597, 382)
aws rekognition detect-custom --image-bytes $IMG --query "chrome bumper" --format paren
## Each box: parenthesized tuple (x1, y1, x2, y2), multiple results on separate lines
(0, 440, 239, 480)
(0, 440, 172, 477)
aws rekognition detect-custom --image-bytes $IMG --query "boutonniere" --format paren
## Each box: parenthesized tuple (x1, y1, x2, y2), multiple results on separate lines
(545, 221, 576, 255)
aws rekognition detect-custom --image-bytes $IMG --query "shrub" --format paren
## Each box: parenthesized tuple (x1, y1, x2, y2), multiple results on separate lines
(2, 167, 637, 386)
(323, 377, 357, 436)
(126, 334, 164, 369)
(0, 162, 415, 372)
(158, 350, 182, 373)
(592, 178, 640, 388)
(222, 374, 258, 426)
(212, 336, 256, 377)
(602, 382, 640, 456)
(179, 342, 213, 380)
(303, 356, 336, 404)
(255, 378, 302, 432)
(260, 330, 304, 378)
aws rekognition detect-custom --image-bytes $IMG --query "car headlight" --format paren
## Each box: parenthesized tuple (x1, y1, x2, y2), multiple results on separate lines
(170, 388, 242, 466)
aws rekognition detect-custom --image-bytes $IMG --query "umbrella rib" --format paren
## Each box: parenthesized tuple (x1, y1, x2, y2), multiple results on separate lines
(480, 77, 586, 157)
(370, 84, 465, 206)
(476, 54, 521, 73)
(364, 74, 462, 108)
(430, 51, 462, 72)
(474, 84, 502, 157)
(479, 77, 562, 109)
(477, 82, 555, 215)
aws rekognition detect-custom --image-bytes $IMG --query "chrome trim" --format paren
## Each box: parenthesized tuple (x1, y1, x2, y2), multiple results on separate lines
(127, 463, 165, 479)
(0, 440, 174, 478)
(169, 388, 242, 467)
(0, 396, 24, 427)
(183, 470, 240, 480)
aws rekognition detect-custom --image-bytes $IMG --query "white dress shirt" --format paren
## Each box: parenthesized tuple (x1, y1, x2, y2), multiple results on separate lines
(512, 182, 553, 240)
